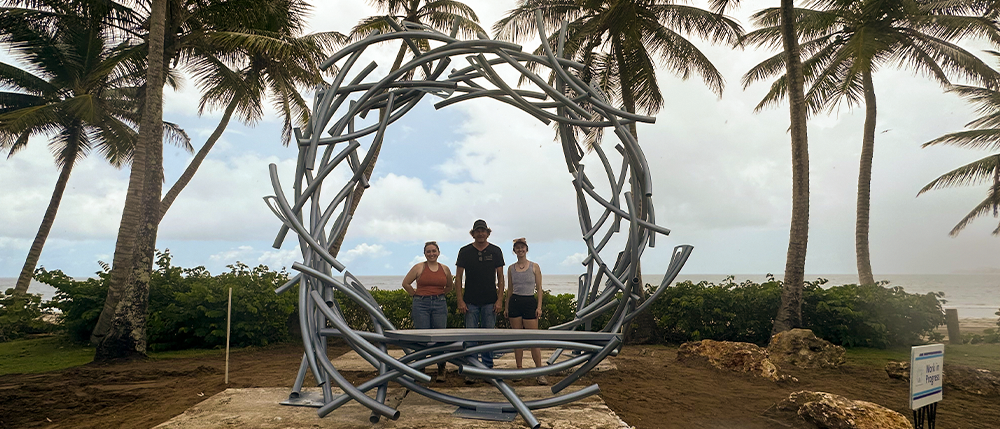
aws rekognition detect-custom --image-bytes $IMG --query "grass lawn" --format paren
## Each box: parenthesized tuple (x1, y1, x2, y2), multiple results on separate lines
(836, 344, 1000, 372)
(0, 336, 226, 375)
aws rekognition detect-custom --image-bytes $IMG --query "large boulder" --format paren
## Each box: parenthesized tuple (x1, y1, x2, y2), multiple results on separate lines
(883, 362, 1000, 397)
(778, 391, 910, 429)
(768, 329, 846, 369)
(945, 365, 1000, 396)
(676, 339, 796, 382)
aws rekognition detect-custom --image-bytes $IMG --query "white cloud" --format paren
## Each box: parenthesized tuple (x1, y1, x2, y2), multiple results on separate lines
(157, 152, 298, 241)
(257, 246, 302, 270)
(560, 252, 587, 267)
(209, 246, 256, 263)
(340, 243, 391, 263)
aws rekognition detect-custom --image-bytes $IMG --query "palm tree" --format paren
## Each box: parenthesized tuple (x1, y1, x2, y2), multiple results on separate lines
(774, 0, 812, 335)
(91, 0, 344, 349)
(920, 78, 1000, 235)
(0, 1, 146, 296)
(95, 0, 167, 360)
(324, 0, 485, 259)
(742, 0, 1000, 286)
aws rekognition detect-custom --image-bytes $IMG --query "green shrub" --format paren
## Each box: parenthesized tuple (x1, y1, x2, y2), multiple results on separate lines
(643, 277, 943, 348)
(39, 251, 297, 350)
(541, 291, 577, 329)
(39, 268, 108, 343)
(36, 254, 949, 352)
(962, 329, 1000, 344)
(803, 281, 944, 348)
(146, 252, 297, 351)
(647, 276, 782, 344)
(0, 289, 55, 342)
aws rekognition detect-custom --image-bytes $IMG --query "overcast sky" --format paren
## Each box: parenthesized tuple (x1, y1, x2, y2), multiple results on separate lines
(2, 0, 999, 285)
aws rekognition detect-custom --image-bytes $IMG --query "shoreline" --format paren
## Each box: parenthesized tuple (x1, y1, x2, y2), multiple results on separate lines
(936, 317, 997, 336)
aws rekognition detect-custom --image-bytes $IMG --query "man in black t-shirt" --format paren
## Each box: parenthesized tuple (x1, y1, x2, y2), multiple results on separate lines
(455, 219, 505, 371)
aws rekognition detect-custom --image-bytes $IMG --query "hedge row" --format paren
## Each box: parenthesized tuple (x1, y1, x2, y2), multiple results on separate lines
(35, 252, 297, 350)
(647, 277, 947, 347)
(9, 255, 971, 349)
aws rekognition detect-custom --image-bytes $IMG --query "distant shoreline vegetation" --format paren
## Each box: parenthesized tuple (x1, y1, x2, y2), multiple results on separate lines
(5, 270, 999, 317)
(3, 251, 997, 348)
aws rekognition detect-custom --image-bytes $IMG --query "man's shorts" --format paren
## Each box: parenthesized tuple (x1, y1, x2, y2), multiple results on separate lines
(508, 294, 538, 320)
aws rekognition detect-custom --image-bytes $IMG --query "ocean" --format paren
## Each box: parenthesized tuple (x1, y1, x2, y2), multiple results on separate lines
(4, 273, 998, 319)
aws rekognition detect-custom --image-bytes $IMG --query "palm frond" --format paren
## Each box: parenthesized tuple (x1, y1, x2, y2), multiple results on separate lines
(493, 0, 583, 43)
(923, 129, 1000, 151)
(919, 154, 999, 192)
(0, 61, 54, 95)
(945, 185, 1000, 236)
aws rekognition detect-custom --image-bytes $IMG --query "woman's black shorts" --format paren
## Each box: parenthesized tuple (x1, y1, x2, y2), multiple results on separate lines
(508, 294, 538, 320)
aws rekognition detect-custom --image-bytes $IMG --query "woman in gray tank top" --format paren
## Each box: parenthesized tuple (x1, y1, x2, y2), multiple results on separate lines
(504, 237, 547, 385)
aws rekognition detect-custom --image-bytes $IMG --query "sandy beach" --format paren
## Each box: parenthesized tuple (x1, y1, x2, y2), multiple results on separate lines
(935, 317, 998, 341)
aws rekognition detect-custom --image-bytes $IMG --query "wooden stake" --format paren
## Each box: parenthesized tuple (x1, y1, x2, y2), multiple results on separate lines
(225, 287, 232, 384)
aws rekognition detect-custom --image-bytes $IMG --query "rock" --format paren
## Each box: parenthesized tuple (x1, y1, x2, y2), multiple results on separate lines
(779, 391, 910, 429)
(943, 365, 1000, 396)
(883, 362, 1000, 396)
(676, 339, 796, 382)
(768, 329, 846, 369)
(885, 361, 909, 380)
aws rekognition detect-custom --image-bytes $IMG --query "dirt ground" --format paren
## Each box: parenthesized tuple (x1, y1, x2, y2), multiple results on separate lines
(1, 340, 997, 429)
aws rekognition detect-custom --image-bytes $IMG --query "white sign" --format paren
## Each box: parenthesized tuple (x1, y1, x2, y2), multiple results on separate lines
(910, 344, 944, 409)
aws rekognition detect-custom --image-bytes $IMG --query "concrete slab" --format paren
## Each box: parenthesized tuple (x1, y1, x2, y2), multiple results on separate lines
(330, 349, 616, 373)
(155, 387, 632, 429)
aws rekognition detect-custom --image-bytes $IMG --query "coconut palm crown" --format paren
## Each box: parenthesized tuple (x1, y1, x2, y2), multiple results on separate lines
(494, 0, 743, 127)
(0, 1, 149, 296)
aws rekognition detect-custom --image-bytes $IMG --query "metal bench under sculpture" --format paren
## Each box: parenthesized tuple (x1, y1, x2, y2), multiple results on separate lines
(265, 12, 693, 429)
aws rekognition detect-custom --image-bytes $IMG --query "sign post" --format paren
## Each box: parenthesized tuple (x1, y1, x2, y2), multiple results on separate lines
(910, 344, 944, 429)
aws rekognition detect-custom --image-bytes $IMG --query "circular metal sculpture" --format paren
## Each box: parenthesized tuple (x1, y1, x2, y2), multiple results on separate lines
(265, 12, 693, 429)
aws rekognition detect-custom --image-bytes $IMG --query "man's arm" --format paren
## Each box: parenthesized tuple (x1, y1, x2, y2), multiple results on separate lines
(494, 265, 505, 314)
(455, 266, 467, 314)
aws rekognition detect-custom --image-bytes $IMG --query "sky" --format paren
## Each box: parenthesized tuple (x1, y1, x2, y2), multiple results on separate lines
(2, 0, 999, 285)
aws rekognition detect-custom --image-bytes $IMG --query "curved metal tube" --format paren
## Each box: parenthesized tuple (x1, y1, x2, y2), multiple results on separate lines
(267, 19, 696, 426)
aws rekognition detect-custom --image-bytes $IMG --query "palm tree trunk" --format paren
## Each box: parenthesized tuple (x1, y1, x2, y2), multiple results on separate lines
(90, 64, 240, 346)
(95, 0, 167, 361)
(89, 167, 141, 344)
(328, 42, 408, 257)
(11, 142, 80, 295)
(612, 37, 651, 343)
(774, 0, 810, 335)
(856, 70, 876, 286)
(91, 127, 145, 344)
(159, 100, 238, 218)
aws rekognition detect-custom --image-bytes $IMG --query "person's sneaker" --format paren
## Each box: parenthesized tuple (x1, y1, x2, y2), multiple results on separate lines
(536, 376, 549, 385)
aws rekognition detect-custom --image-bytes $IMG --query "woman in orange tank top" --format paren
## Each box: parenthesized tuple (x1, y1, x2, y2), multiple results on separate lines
(401, 241, 454, 381)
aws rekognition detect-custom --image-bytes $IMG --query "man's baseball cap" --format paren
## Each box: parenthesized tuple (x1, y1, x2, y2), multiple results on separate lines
(472, 219, 490, 231)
